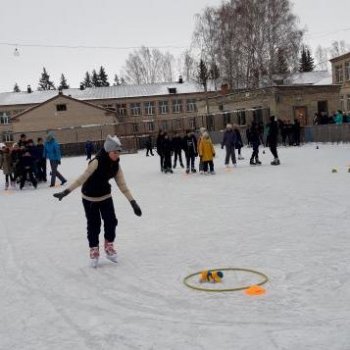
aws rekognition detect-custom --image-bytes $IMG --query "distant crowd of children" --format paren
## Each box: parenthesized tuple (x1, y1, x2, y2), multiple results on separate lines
(0, 132, 67, 190)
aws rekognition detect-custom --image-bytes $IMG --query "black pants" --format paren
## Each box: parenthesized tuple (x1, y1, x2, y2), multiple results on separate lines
(37, 159, 47, 181)
(173, 150, 183, 167)
(269, 141, 278, 159)
(146, 146, 154, 156)
(20, 168, 37, 189)
(251, 143, 259, 161)
(82, 197, 118, 248)
(224, 145, 236, 165)
(203, 160, 214, 172)
(186, 155, 195, 170)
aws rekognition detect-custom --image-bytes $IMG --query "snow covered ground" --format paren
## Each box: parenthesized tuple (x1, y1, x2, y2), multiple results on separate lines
(1, 144, 350, 350)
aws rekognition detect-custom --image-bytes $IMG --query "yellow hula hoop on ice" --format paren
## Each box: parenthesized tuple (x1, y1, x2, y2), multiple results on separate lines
(183, 268, 269, 292)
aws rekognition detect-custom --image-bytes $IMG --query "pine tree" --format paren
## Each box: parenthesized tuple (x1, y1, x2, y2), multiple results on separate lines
(91, 69, 100, 87)
(198, 59, 210, 92)
(275, 48, 289, 74)
(81, 72, 92, 88)
(13, 83, 20, 92)
(113, 74, 121, 86)
(58, 74, 70, 90)
(38, 67, 56, 90)
(299, 46, 314, 72)
(99, 66, 109, 87)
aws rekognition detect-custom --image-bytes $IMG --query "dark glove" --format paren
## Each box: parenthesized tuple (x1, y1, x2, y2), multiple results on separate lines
(130, 200, 142, 216)
(53, 189, 70, 201)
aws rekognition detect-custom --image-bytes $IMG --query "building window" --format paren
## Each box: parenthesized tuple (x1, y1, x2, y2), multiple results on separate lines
(130, 103, 141, 116)
(172, 99, 182, 113)
(117, 104, 128, 116)
(340, 95, 344, 111)
(186, 99, 197, 112)
(145, 121, 155, 131)
(3, 132, 13, 142)
(347, 95, 350, 112)
(0, 113, 10, 124)
(174, 119, 182, 129)
(161, 121, 168, 130)
(56, 104, 67, 112)
(223, 112, 231, 126)
(237, 109, 246, 125)
(345, 62, 350, 81)
(132, 123, 139, 132)
(189, 118, 196, 129)
(144, 102, 155, 116)
(335, 65, 343, 83)
(159, 101, 169, 114)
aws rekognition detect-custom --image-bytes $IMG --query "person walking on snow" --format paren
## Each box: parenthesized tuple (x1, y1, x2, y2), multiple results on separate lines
(53, 135, 142, 268)
(267, 116, 280, 165)
(43, 132, 67, 187)
(221, 123, 237, 167)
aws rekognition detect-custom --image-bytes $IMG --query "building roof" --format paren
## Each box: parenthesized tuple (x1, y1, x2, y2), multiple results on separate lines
(11, 93, 115, 121)
(329, 52, 350, 63)
(0, 81, 209, 107)
(283, 71, 331, 85)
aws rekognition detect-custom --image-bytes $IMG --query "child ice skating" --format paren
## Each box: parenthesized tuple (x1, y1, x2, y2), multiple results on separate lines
(53, 135, 142, 268)
(198, 131, 216, 174)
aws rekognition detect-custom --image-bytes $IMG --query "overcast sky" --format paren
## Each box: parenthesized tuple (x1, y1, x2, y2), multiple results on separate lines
(0, 0, 349, 93)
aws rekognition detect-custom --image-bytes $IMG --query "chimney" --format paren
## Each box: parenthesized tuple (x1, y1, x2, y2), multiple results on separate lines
(178, 75, 184, 84)
(27, 85, 32, 93)
(220, 83, 229, 95)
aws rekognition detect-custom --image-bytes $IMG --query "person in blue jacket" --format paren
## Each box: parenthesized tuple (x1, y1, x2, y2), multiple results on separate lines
(43, 132, 67, 187)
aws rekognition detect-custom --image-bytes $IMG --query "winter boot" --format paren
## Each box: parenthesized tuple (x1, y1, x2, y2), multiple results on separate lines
(186, 168, 190, 174)
(191, 168, 197, 173)
(255, 158, 262, 165)
(271, 158, 280, 166)
(250, 159, 256, 166)
(90, 247, 99, 268)
(104, 241, 117, 263)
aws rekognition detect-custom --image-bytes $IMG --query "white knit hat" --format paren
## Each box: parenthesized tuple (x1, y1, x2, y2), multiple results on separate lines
(104, 135, 122, 152)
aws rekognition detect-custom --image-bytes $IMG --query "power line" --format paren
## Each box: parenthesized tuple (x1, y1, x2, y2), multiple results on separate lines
(0, 42, 188, 51)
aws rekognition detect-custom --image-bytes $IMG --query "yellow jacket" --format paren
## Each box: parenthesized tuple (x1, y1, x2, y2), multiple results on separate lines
(198, 137, 215, 162)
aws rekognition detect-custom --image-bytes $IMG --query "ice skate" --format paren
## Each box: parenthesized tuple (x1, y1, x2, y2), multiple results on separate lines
(255, 159, 262, 165)
(90, 247, 99, 268)
(104, 241, 117, 263)
(271, 158, 280, 166)
(250, 159, 256, 166)
(191, 168, 197, 173)
(185, 168, 190, 174)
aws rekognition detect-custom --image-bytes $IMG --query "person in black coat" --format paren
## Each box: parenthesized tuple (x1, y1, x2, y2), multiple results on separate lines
(162, 132, 173, 173)
(156, 130, 165, 172)
(267, 116, 280, 165)
(183, 130, 198, 174)
(18, 150, 37, 189)
(145, 135, 154, 156)
(85, 140, 94, 160)
(249, 121, 261, 165)
(172, 132, 184, 168)
(221, 123, 237, 167)
(234, 126, 244, 160)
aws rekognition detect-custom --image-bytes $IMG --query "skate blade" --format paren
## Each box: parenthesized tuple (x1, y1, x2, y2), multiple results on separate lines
(90, 258, 99, 268)
(106, 255, 118, 263)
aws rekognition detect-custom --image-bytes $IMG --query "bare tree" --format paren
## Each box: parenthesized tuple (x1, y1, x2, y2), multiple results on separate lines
(315, 45, 329, 71)
(123, 46, 174, 84)
(192, 0, 303, 89)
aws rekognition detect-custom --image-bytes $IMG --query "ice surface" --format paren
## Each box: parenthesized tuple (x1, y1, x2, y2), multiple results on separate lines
(1, 144, 350, 350)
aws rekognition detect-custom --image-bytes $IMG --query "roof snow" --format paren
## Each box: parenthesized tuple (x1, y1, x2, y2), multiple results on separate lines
(0, 81, 209, 107)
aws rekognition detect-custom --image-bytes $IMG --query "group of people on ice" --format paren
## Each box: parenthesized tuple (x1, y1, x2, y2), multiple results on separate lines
(153, 115, 281, 175)
(0, 132, 67, 190)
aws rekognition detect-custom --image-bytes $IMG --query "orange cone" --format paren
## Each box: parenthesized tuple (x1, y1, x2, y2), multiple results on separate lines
(244, 285, 266, 296)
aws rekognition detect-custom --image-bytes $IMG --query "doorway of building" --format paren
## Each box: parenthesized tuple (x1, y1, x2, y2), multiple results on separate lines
(317, 101, 328, 115)
(293, 106, 308, 125)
